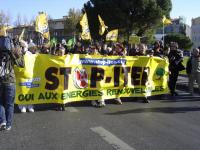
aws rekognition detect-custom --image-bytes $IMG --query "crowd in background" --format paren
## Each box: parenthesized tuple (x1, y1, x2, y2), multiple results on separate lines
(13, 35, 169, 57)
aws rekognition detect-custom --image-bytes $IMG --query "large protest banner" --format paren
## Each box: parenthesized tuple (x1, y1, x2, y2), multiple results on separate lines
(14, 54, 169, 104)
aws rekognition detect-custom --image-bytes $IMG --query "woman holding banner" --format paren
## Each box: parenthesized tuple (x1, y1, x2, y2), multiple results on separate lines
(135, 43, 150, 103)
(18, 40, 35, 113)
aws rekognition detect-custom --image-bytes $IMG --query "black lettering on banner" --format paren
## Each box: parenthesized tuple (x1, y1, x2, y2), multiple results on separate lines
(105, 77, 112, 83)
(38, 93, 45, 100)
(131, 67, 142, 86)
(18, 94, 34, 101)
(98, 90, 103, 96)
(61, 93, 67, 100)
(114, 67, 120, 87)
(134, 88, 141, 94)
(107, 89, 112, 96)
(60, 67, 71, 90)
(38, 92, 58, 100)
(76, 91, 82, 98)
(141, 67, 149, 86)
(160, 86, 164, 91)
(45, 92, 51, 99)
(153, 86, 164, 92)
(83, 90, 89, 97)
(90, 67, 104, 88)
(122, 67, 131, 87)
(45, 67, 59, 90)
(71, 91, 77, 98)
(51, 93, 58, 99)
(18, 94, 24, 101)
(61, 90, 103, 100)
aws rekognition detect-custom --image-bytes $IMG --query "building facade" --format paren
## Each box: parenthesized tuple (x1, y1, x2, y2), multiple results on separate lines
(7, 25, 38, 42)
(48, 17, 66, 41)
(191, 17, 200, 48)
(7, 16, 73, 44)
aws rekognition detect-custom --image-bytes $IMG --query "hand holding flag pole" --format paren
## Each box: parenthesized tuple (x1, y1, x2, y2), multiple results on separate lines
(162, 15, 172, 46)
(98, 15, 108, 36)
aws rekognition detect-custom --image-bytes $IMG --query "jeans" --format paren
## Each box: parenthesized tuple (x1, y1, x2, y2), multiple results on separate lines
(0, 83, 16, 127)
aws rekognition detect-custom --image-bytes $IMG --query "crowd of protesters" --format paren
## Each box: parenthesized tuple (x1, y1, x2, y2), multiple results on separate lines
(1, 32, 200, 131)
(15, 37, 191, 108)
(18, 38, 166, 107)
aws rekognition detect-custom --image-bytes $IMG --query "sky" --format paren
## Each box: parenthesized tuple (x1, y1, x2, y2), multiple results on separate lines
(170, 0, 200, 26)
(0, 0, 199, 26)
(0, 0, 88, 24)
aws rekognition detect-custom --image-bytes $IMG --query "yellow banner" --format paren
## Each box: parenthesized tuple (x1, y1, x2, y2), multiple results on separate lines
(15, 54, 169, 104)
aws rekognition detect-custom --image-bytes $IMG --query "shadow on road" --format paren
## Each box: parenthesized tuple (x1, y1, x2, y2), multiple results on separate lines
(106, 106, 200, 115)
(161, 97, 200, 103)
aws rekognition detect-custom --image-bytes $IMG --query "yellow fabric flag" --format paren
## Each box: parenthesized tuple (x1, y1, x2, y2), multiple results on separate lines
(0, 26, 13, 36)
(98, 15, 107, 35)
(35, 13, 50, 40)
(162, 15, 172, 25)
(80, 13, 91, 40)
(0, 26, 7, 36)
(19, 28, 25, 40)
(106, 29, 118, 42)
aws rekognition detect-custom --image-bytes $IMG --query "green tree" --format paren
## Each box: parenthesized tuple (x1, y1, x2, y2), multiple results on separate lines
(64, 8, 82, 36)
(14, 13, 22, 27)
(84, 0, 172, 41)
(164, 33, 193, 50)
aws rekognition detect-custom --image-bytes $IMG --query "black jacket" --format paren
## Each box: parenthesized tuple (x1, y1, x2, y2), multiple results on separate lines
(168, 49, 184, 71)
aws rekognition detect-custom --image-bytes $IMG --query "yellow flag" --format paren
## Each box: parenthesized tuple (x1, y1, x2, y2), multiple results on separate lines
(35, 13, 50, 40)
(98, 15, 107, 35)
(0, 26, 13, 36)
(19, 28, 25, 41)
(106, 29, 118, 42)
(0, 26, 7, 36)
(80, 13, 91, 40)
(162, 15, 172, 25)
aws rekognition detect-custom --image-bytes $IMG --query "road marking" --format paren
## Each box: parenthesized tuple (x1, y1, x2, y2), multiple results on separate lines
(91, 126, 136, 150)
(66, 107, 79, 112)
(176, 90, 200, 97)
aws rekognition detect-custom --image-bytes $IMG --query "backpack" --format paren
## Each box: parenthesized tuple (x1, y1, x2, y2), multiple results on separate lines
(0, 36, 12, 53)
(0, 53, 13, 81)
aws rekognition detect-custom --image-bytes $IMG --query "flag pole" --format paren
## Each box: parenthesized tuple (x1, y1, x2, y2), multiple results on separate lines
(163, 22, 165, 47)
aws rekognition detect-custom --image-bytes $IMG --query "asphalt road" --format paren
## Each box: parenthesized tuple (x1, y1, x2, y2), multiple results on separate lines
(0, 77, 200, 150)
